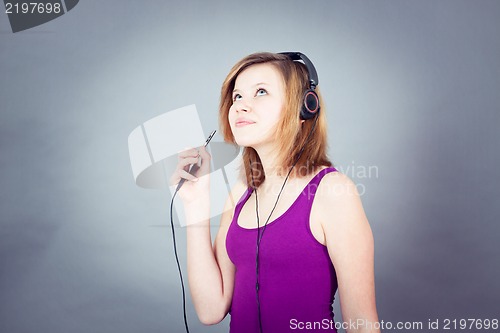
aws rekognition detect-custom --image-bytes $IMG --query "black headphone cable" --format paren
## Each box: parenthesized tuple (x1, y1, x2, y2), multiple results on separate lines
(170, 187, 190, 333)
(252, 115, 319, 333)
(168, 130, 215, 333)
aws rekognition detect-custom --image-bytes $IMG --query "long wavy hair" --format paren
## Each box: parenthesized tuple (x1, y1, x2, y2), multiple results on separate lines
(219, 52, 332, 188)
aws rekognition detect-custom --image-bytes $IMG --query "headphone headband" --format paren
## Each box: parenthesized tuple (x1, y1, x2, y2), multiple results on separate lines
(278, 52, 319, 89)
(279, 52, 320, 120)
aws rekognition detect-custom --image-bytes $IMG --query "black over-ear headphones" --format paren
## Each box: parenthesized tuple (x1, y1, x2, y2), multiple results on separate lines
(279, 52, 320, 120)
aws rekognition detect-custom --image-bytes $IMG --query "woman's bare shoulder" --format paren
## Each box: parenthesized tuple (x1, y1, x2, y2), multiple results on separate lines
(317, 169, 357, 195)
(315, 169, 370, 231)
(315, 170, 365, 213)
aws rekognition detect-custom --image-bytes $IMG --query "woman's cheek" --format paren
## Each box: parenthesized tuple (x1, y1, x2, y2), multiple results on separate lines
(228, 105, 236, 123)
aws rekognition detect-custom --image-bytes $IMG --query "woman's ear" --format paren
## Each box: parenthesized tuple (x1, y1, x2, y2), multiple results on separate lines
(300, 119, 305, 124)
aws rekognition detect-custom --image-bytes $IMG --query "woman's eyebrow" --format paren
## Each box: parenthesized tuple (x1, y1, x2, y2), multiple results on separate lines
(233, 82, 269, 93)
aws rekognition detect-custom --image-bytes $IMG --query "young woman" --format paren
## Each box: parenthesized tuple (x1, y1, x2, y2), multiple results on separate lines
(170, 52, 379, 332)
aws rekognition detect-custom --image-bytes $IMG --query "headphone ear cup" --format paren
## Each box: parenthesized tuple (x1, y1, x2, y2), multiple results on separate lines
(300, 89, 320, 120)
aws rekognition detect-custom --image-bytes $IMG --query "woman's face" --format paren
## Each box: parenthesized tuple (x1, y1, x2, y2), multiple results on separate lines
(228, 63, 285, 149)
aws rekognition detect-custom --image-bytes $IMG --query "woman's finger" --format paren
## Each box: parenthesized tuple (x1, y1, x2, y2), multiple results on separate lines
(198, 146, 211, 160)
(178, 148, 199, 159)
(178, 169, 199, 182)
(196, 146, 212, 176)
(178, 156, 199, 170)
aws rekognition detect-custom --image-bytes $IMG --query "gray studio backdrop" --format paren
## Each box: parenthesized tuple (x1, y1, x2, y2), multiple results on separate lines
(1, 1, 499, 332)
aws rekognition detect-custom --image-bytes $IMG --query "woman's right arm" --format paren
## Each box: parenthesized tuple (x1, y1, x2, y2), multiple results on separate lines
(171, 146, 244, 325)
(186, 183, 244, 325)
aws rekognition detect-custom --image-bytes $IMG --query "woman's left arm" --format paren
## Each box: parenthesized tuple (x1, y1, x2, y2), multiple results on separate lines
(316, 172, 380, 333)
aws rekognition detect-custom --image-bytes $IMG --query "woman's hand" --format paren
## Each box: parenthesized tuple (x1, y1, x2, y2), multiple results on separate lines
(170, 146, 211, 204)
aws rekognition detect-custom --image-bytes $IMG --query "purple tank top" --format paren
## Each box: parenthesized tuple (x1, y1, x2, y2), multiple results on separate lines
(226, 167, 339, 333)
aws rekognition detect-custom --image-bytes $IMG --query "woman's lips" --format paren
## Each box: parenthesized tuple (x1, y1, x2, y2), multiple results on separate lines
(235, 119, 255, 127)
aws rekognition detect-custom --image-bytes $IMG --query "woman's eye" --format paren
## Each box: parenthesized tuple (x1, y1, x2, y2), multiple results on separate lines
(256, 89, 267, 96)
(233, 94, 242, 101)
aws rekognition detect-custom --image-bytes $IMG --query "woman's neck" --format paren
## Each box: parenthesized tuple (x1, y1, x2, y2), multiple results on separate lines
(252, 144, 290, 194)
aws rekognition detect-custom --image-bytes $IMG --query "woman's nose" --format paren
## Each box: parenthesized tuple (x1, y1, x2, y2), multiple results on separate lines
(234, 98, 251, 113)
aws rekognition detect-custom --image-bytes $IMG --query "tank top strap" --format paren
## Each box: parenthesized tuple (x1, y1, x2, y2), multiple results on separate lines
(307, 166, 338, 195)
(296, 166, 338, 209)
(232, 186, 252, 218)
(237, 187, 252, 206)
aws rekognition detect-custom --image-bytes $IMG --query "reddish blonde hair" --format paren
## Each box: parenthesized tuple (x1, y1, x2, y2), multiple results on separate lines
(219, 52, 332, 188)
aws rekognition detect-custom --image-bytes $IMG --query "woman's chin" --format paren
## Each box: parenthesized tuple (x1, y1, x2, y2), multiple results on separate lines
(233, 134, 275, 150)
(234, 138, 254, 147)
(233, 135, 261, 148)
